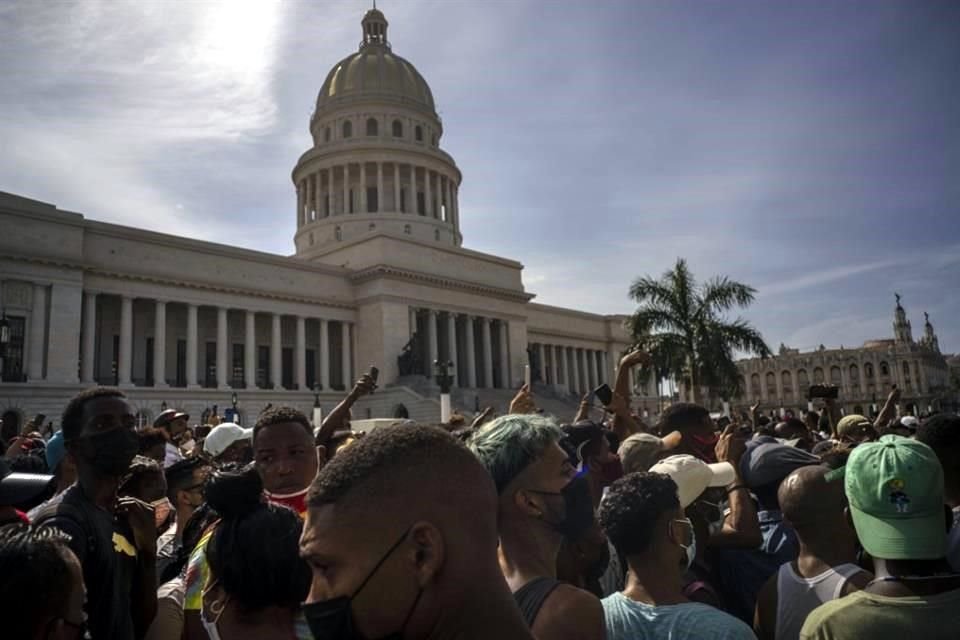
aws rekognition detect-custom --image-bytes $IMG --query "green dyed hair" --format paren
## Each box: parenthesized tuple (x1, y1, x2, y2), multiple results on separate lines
(466, 414, 563, 494)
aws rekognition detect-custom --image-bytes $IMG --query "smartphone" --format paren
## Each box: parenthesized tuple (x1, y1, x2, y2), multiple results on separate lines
(593, 383, 613, 406)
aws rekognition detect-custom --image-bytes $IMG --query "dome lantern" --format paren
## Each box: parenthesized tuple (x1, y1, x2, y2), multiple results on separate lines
(361, 6, 389, 49)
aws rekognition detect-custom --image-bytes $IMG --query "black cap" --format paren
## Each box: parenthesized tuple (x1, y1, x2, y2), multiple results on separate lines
(0, 458, 55, 507)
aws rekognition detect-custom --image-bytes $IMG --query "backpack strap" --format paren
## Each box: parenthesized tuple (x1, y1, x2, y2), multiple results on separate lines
(33, 501, 99, 560)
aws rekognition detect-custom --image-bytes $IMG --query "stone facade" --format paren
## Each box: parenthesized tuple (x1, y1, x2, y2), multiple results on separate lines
(734, 298, 952, 416)
(0, 8, 636, 437)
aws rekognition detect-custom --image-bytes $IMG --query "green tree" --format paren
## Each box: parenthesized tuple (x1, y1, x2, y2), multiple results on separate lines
(627, 258, 771, 404)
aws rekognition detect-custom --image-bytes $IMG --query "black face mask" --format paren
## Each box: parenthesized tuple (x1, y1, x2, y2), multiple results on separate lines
(74, 428, 140, 477)
(529, 474, 595, 540)
(302, 526, 423, 640)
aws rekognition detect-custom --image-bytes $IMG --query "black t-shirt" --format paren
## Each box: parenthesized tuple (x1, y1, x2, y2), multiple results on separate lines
(36, 484, 138, 640)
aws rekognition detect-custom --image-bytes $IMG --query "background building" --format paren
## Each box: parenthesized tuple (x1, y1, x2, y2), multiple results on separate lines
(0, 8, 648, 437)
(735, 296, 953, 416)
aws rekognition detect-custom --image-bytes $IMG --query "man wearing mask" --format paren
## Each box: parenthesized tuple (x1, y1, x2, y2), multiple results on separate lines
(658, 403, 722, 463)
(154, 409, 189, 467)
(599, 472, 755, 639)
(468, 414, 605, 639)
(35, 387, 158, 639)
(156, 456, 211, 582)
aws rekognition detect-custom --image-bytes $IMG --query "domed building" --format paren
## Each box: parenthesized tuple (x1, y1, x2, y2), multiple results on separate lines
(0, 8, 644, 434)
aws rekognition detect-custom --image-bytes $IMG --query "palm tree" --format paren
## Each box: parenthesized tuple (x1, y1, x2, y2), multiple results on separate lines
(627, 258, 771, 404)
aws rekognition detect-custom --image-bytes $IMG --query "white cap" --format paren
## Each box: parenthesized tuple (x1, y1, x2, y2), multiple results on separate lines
(203, 422, 253, 458)
(900, 416, 919, 429)
(649, 454, 736, 508)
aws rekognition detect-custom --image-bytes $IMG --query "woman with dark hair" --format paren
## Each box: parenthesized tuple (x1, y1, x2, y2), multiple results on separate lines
(199, 466, 312, 639)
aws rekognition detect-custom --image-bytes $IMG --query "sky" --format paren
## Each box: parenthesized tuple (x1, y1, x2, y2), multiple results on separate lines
(1, 0, 958, 354)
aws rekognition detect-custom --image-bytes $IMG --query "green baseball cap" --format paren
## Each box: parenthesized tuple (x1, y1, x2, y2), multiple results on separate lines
(845, 435, 946, 560)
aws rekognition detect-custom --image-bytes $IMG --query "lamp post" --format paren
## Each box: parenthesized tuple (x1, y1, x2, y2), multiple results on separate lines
(312, 382, 323, 431)
(231, 392, 239, 424)
(434, 360, 454, 423)
(160, 400, 167, 412)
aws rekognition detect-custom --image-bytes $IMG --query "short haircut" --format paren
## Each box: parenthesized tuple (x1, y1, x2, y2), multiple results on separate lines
(253, 406, 312, 444)
(310, 423, 487, 508)
(466, 414, 563, 494)
(138, 427, 169, 452)
(660, 403, 710, 434)
(205, 466, 310, 611)
(61, 387, 126, 441)
(599, 472, 679, 557)
(118, 455, 163, 498)
(165, 456, 209, 502)
(916, 414, 960, 456)
(8, 453, 48, 474)
(0, 525, 75, 638)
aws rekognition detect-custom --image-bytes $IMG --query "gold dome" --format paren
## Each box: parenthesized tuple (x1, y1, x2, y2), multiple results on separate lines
(315, 9, 436, 115)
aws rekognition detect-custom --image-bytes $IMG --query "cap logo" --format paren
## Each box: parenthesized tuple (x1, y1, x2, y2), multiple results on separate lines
(888, 478, 910, 513)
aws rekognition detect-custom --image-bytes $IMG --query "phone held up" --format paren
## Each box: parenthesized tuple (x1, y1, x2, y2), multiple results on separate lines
(593, 383, 613, 406)
(807, 384, 839, 400)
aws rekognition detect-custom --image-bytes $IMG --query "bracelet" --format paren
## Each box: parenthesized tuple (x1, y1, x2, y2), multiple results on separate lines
(726, 484, 747, 493)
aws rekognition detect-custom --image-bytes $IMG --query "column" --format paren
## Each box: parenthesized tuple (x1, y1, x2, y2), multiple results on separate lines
(271, 314, 282, 389)
(553, 345, 563, 388)
(342, 164, 349, 215)
(314, 172, 322, 218)
(481, 317, 494, 388)
(185, 304, 198, 387)
(341, 321, 351, 389)
(244, 310, 255, 389)
(426, 310, 439, 372)
(434, 171, 441, 220)
(296, 181, 304, 226)
(376, 162, 384, 213)
(536, 343, 546, 383)
(446, 313, 458, 386)
(296, 316, 307, 390)
(425, 169, 433, 217)
(445, 178, 453, 224)
(359, 162, 367, 213)
(216, 307, 228, 389)
(452, 184, 459, 228)
(27, 284, 47, 381)
(571, 348, 582, 394)
(409, 307, 418, 338)
(81, 291, 97, 383)
(118, 296, 133, 386)
(585, 350, 596, 390)
(319, 319, 330, 390)
(153, 300, 167, 387)
(464, 316, 477, 388)
(393, 163, 401, 212)
(498, 320, 509, 388)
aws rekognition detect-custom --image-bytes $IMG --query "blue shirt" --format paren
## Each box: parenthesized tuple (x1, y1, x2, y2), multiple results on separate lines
(602, 592, 756, 640)
(709, 509, 799, 623)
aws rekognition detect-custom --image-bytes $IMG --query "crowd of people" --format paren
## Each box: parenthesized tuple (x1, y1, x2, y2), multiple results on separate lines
(1, 348, 960, 639)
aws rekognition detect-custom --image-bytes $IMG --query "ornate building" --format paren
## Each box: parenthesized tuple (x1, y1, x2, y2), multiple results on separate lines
(735, 296, 952, 416)
(0, 8, 645, 437)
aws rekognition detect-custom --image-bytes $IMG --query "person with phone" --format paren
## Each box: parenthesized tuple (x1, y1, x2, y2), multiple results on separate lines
(314, 369, 378, 453)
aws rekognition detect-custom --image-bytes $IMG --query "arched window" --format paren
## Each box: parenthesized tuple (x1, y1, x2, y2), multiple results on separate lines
(342, 120, 353, 138)
(813, 367, 824, 384)
(324, 127, 331, 142)
(880, 362, 889, 376)
(366, 117, 378, 136)
(781, 370, 793, 394)
(392, 119, 403, 137)
(797, 369, 809, 387)
(865, 363, 875, 379)
(335, 226, 342, 241)
(765, 371, 776, 395)
(850, 364, 861, 392)
(415, 125, 423, 142)
(751, 373, 761, 395)
(830, 366, 842, 385)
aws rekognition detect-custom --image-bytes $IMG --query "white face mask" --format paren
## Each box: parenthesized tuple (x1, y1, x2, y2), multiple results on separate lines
(672, 518, 697, 570)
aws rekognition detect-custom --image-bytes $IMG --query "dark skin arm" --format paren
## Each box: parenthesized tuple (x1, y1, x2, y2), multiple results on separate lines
(533, 584, 605, 640)
(709, 424, 762, 549)
(573, 394, 591, 423)
(874, 387, 901, 431)
(614, 349, 652, 410)
(316, 374, 376, 445)
(824, 395, 842, 439)
(606, 391, 641, 440)
(120, 496, 158, 637)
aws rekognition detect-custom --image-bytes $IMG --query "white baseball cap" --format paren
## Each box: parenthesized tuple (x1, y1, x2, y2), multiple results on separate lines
(649, 454, 736, 507)
(203, 422, 253, 458)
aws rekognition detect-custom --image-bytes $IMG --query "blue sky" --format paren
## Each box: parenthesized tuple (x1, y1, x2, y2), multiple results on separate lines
(1, 0, 958, 353)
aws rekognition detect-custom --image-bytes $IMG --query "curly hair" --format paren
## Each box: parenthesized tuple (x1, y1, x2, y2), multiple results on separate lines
(599, 472, 679, 557)
(466, 414, 563, 494)
(0, 525, 76, 639)
(253, 406, 312, 444)
(917, 414, 960, 456)
(61, 386, 126, 441)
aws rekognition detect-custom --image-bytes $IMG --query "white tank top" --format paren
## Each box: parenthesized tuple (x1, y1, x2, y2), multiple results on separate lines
(775, 562, 863, 640)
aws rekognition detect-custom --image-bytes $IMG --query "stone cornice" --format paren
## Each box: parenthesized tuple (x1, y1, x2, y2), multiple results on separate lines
(1, 251, 357, 310)
(349, 264, 535, 303)
(527, 302, 630, 324)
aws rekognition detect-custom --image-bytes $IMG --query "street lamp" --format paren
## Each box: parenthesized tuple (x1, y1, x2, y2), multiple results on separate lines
(160, 400, 167, 412)
(0, 312, 9, 380)
(231, 392, 238, 424)
(434, 360, 454, 423)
